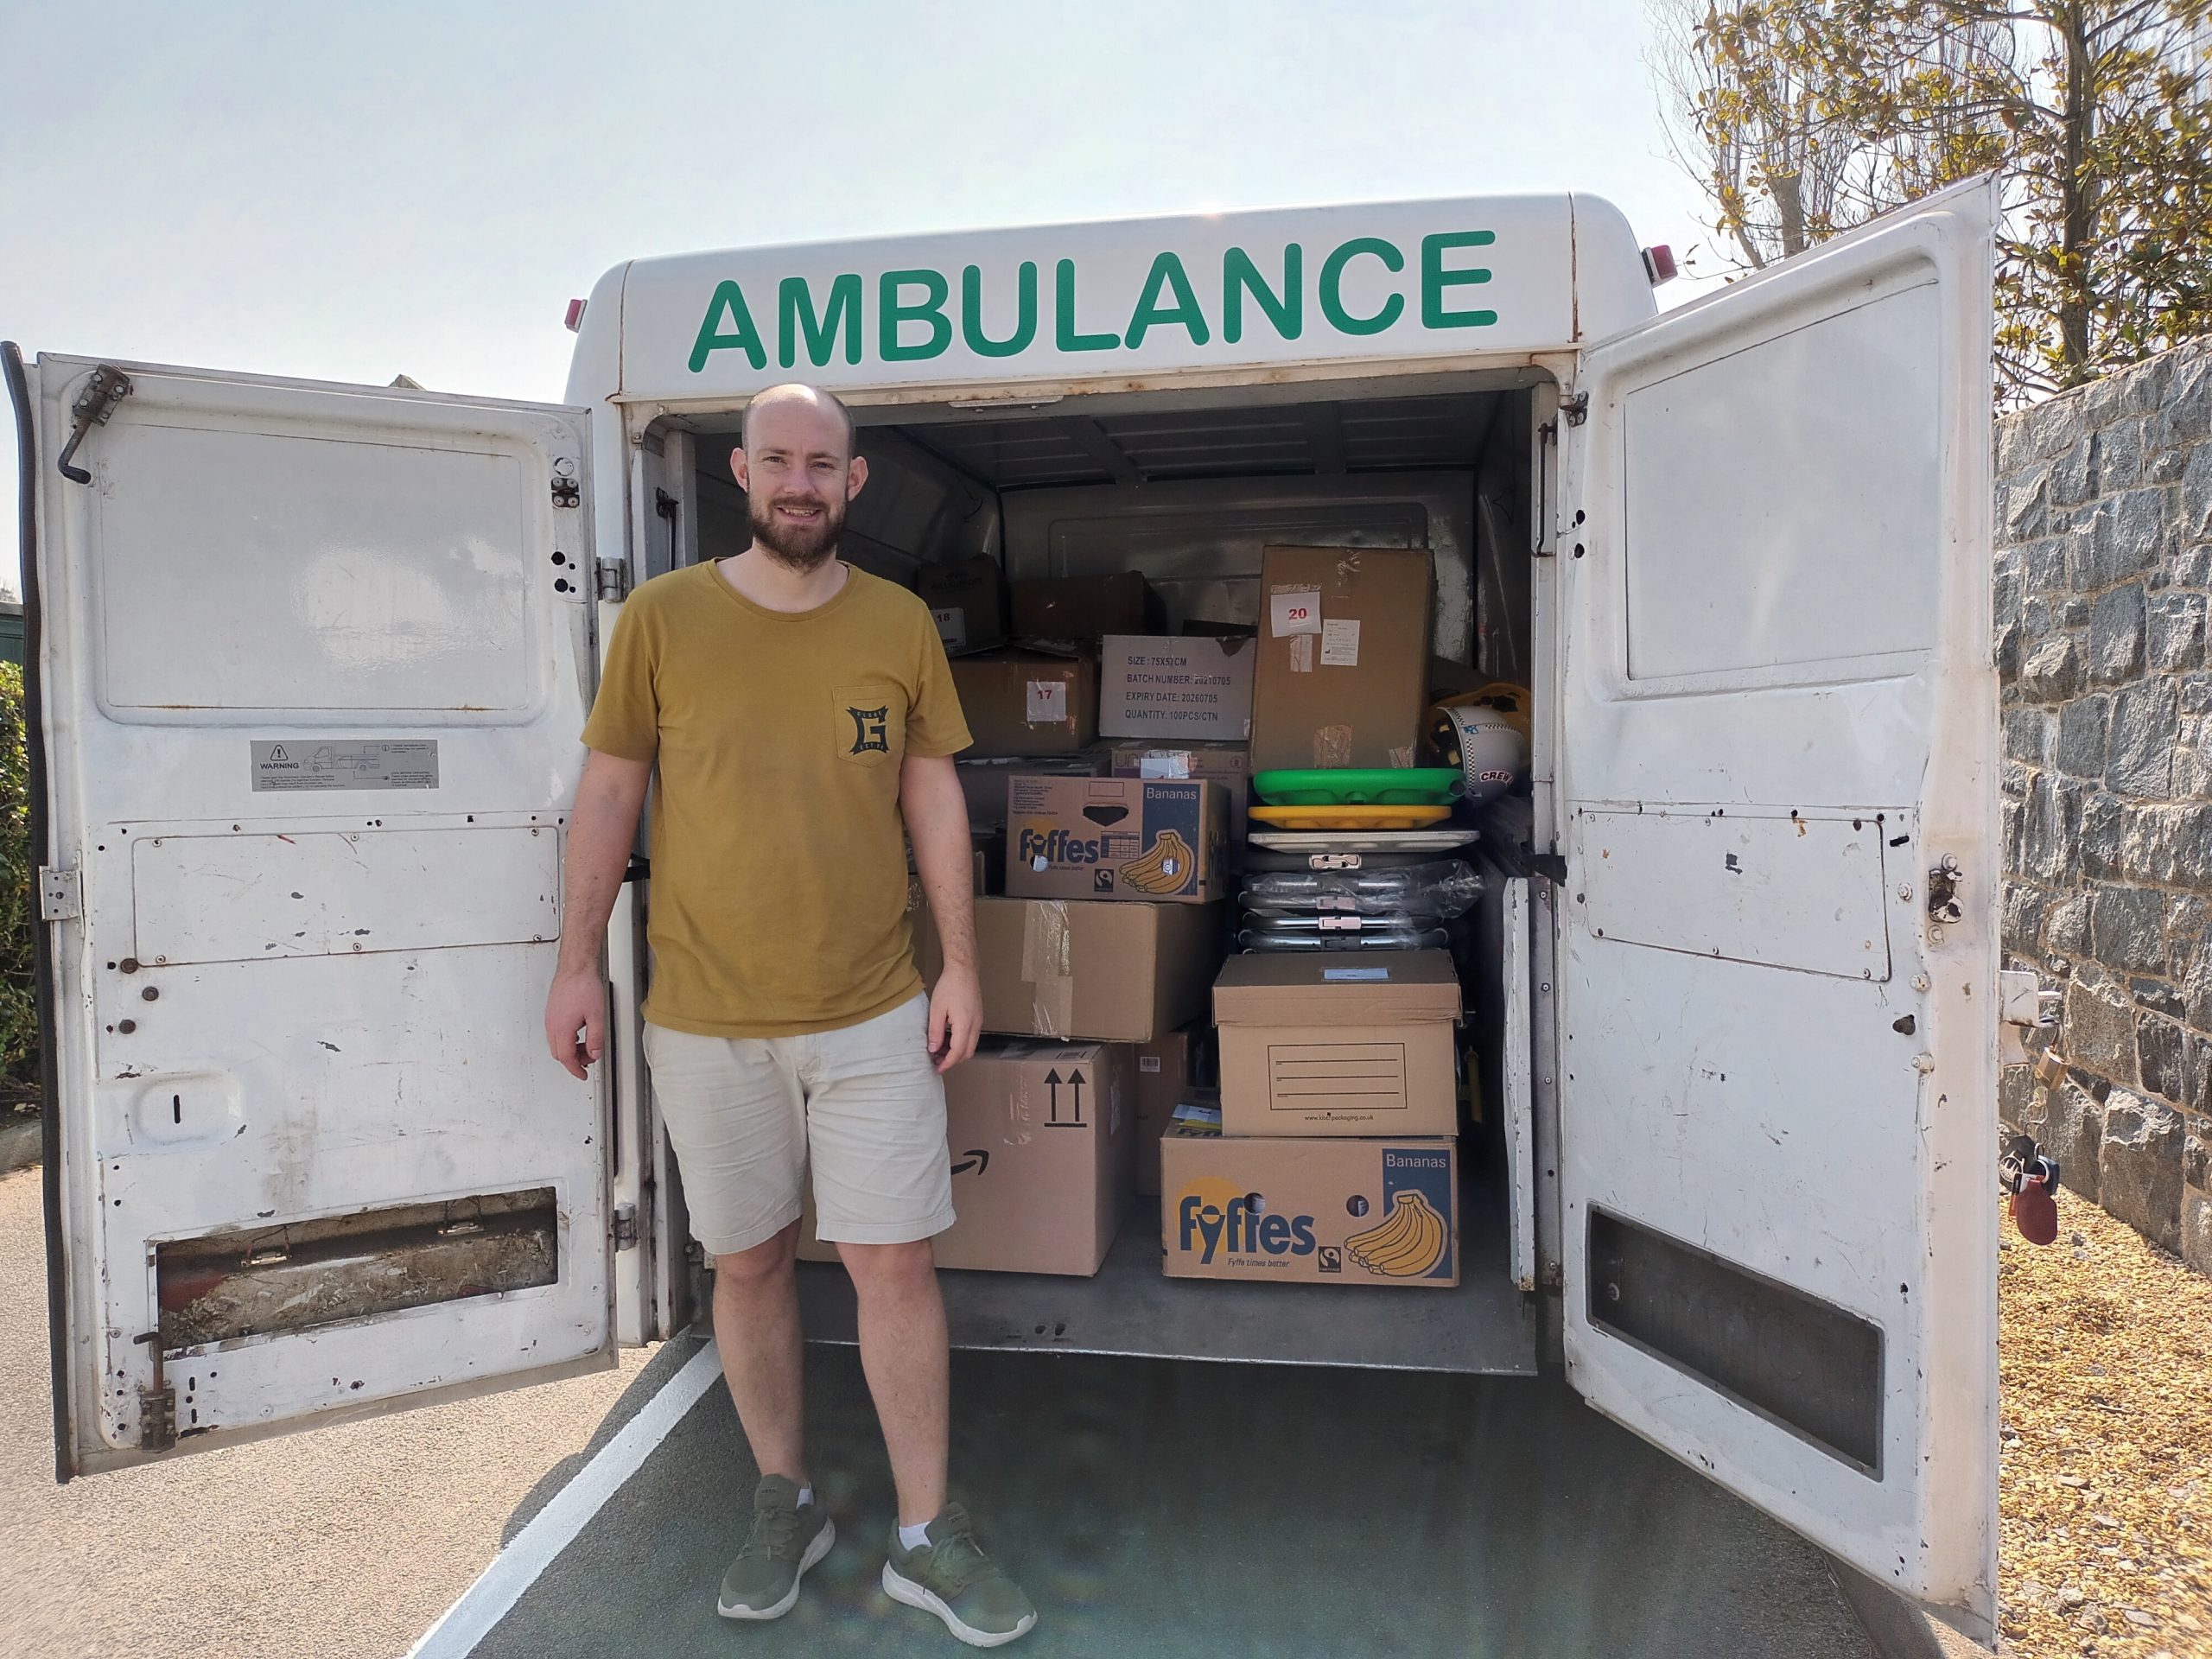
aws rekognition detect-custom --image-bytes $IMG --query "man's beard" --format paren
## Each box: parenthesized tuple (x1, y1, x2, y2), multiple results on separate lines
(748, 493, 846, 571)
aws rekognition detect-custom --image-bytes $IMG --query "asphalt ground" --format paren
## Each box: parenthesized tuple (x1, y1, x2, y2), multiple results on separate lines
(461, 1335, 1883, 1658)
(0, 1166, 659, 1659)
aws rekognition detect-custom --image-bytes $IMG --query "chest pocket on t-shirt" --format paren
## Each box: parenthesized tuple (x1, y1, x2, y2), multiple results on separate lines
(833, 682, 908, 768)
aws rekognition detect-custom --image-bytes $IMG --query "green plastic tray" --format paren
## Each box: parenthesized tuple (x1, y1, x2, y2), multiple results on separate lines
(1252, 766, 1463, 806)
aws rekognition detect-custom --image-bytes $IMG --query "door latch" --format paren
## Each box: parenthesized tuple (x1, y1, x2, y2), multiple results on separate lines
(37, 867, 80, 922)
(137, 1384, 177, 1451)
(1925, 856, 1964, 925)
(56, 364, 133, 484)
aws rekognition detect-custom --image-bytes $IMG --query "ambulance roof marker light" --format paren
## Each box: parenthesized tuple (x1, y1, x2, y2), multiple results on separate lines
(1641, 245, 1678, 287)
(564, 298, 587, 332)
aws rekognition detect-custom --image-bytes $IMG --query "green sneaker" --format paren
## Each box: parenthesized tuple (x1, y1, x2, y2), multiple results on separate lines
(880, 1503, 1037, 1648)
(717, 1475, 834, 1620)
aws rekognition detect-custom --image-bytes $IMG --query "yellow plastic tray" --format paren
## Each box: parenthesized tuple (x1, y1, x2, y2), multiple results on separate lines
(1247, 804, 1454, 830)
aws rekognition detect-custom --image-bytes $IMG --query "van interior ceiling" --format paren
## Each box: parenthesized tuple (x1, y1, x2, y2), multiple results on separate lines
(677, 378, 1540, 690)
(655, 375, 1549, 1371)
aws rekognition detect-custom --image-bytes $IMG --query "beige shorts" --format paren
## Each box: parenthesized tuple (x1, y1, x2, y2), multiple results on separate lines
(642, 995, 954, 1258)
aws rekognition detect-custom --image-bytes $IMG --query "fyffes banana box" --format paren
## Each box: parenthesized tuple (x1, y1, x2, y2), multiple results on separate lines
(1160, 1127, 1458, 1287)
(1004, 775, 1227, 903)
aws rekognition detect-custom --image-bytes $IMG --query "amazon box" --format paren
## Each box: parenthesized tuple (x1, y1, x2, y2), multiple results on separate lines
(1249, 545, 1433, 772)
(1004, 775, 1227, 903)
(950, 650, 1099, 760)
(1012, 573, 1162, 641)
(1213, 950, 1461, 1137)
(1133, 1025, 1205, 1196)
(917, 555, 1007, 656)
(801, 1039, 1135, 1276)
(1160, 1128, 1459, 1287)
(1098, 635, 1255, 742)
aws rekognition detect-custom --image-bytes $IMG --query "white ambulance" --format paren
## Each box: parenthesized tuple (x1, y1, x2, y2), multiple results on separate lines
(8, 178, 2005, 1641)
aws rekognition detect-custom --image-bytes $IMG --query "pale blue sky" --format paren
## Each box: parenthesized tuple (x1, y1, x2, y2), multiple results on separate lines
(0, 0, 1722, 593)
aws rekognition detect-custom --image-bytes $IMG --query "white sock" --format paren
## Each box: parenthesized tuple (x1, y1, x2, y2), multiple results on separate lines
(796, 1484, 814, 1509)
(899, 1520, 933, 1551)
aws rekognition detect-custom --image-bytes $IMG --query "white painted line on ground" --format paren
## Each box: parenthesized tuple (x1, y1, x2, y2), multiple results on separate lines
(405, 1341, 723, 1659)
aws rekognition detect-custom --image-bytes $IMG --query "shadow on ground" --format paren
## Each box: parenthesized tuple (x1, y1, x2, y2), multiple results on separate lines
(471, 1344, 1876, 1659)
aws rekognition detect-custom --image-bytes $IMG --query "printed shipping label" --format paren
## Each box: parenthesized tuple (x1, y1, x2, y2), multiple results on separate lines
(931, 606, 966, 650)
(1140, 1056, 1162, 1073)
(1319, 618, 1362, 666)
(1025, 679, 1068, 722)
(251, 740, 438, 792)
(1268, 588, 1322, 637)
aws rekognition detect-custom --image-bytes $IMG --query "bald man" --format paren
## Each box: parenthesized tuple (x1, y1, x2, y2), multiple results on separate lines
(545, 384, 1034, 1646)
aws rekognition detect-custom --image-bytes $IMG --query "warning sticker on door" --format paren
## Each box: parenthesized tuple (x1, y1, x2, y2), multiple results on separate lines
(251, 740, 439, 791)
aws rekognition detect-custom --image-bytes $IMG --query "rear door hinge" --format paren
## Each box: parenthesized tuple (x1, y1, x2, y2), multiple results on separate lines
(38, 867, 81, 921)
(1559, 391, 1590, 428)
(137, 1384, 176, 1452)
(595, 557, 631, 601)
(612, 1202, 639, 1249)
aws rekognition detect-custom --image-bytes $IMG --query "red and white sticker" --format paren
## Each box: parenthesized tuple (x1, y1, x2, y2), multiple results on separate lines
(1269, 588, 1322, 637)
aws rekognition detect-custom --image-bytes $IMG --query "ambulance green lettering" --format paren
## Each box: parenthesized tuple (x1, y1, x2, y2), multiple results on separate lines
(880, 269, 952, 362)
(688, 280, 767, 372)
(1054, 259, 1122, 353)
(1319, 237, 1405, 336)
(963, 262, 1039, 358)
(1123, 251, 1210, 349)
(778, 274, 863, 369)
(1421, 231, 1497, 328)
(1222, 245, 1302, 344)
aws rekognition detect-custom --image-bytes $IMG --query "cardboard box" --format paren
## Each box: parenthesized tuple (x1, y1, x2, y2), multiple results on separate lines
(917, 554, 1007, 656)
(950, 650, 1099, 759)
(1105, 741, 1253, 840)
(1249, 545, 1434, 772)
(800, 1039, 1135, 1276)
(1134, 1026, 1202, 1197)
(946, 896, 1224, 1041)
(1213, 950, 1461, 1137)
(1098, 634, 1255, 741)
(1004, 775, 1226, 904)
(955, 752, 1106, 827)
(1160, 1128, 1459, 1287)
(1012, 573, 1162, 641)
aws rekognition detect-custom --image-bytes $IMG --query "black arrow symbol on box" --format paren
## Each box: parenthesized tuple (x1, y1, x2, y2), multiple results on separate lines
(1070, 1069, 1085, 1125)
(1045, 1068, 1064, 1122)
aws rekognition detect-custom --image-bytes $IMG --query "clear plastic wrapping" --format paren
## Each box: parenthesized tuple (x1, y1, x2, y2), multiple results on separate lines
(1236, 914, 1452, 952)
(1237, 860, 1482, 920)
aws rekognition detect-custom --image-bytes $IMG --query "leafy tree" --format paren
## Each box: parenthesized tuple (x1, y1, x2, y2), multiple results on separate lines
(1650, 1, 2212, 398)
(0, 661, 35, 1093)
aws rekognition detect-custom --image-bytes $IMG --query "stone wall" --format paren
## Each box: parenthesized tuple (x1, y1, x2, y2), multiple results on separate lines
(1994, 336, 2212, 1274)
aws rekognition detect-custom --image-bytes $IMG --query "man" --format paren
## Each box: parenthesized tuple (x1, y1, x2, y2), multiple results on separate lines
(543, 383, 1035, 1649)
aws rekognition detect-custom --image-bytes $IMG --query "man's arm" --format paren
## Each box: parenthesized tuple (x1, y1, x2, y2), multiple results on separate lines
(544, 748, 653, 1079)
(900, 752, 982, 1074)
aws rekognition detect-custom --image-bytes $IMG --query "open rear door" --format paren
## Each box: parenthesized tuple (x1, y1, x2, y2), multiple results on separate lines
(20, 353, 618, 1475)
(1554, 181, 1998, 1638)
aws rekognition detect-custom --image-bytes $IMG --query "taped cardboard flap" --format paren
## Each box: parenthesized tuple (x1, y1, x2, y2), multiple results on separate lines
(1020, 899, 1074, 1039)
(1213, 948, 1462, 1027)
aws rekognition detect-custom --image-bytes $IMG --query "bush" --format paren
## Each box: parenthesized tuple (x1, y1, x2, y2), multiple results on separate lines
(0, 661, 37, 1094)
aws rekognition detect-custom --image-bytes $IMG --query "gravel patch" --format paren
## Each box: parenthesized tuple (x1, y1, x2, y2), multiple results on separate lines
(2000, 1194, 2212, 1656)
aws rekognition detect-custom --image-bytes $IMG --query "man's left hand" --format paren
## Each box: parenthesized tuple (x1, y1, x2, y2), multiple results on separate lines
(927, 962, 982, 1074)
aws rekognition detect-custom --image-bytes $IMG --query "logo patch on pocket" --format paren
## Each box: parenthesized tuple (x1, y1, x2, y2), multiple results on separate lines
(848, 705, 890, 754)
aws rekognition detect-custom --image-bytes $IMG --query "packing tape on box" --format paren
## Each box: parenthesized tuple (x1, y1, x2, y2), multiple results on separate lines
(1332, 549, 1363, 594)
(1313, 723, 1354, 767)
(1020, 899, 1074, 1039)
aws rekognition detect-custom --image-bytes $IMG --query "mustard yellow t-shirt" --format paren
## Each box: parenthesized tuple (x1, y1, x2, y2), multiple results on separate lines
(581, 561, 972, 1038)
